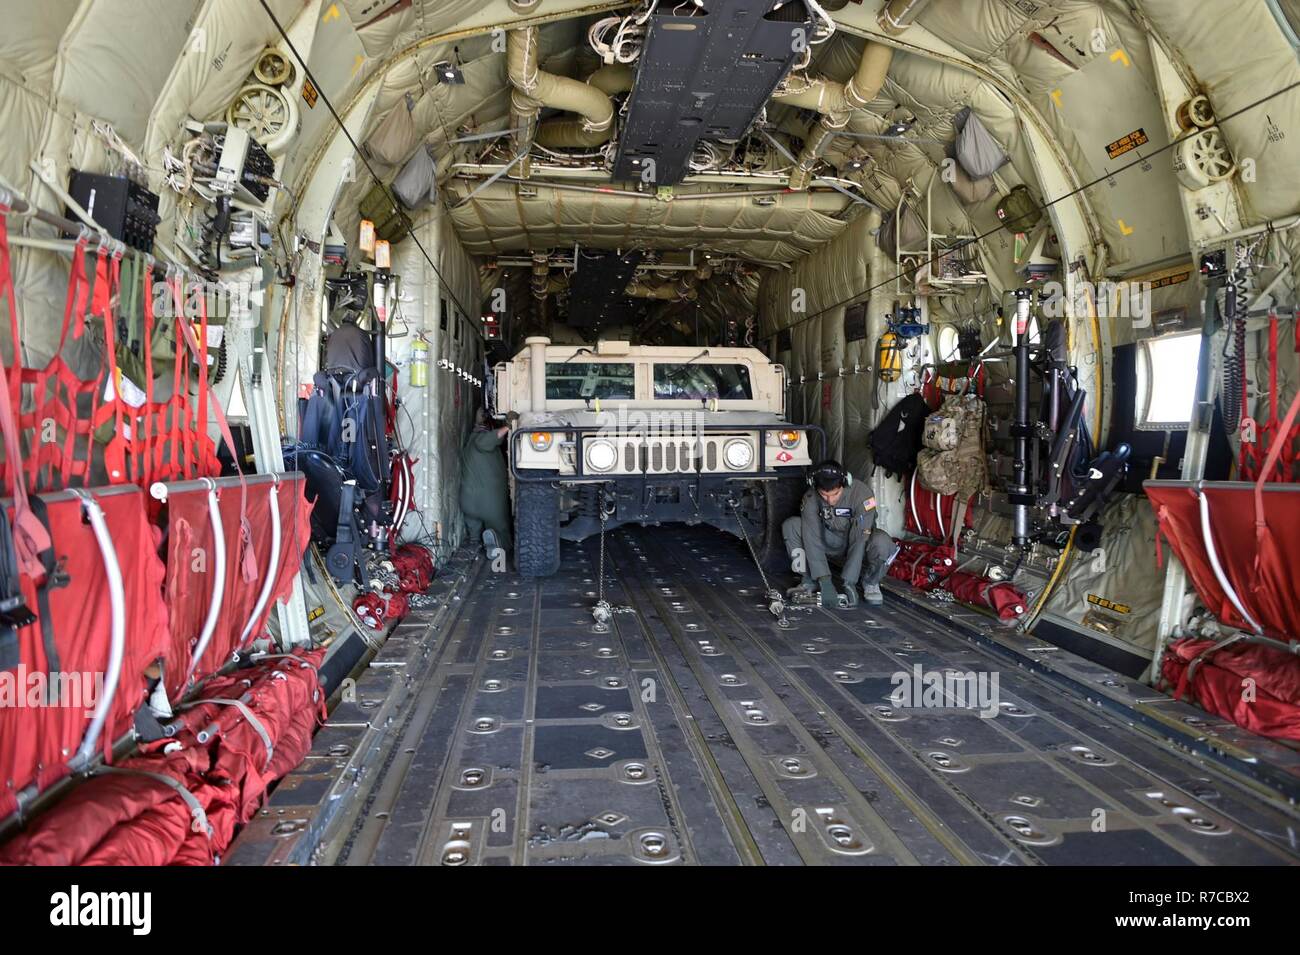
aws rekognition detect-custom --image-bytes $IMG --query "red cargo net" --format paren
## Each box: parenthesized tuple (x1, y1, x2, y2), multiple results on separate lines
(2, 223, 101, 492)
(0, 211, 224, 494)
(1238, 312, 1299, 483)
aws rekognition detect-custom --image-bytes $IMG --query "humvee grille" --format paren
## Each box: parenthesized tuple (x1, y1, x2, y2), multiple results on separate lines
(598, 435, 744, 475)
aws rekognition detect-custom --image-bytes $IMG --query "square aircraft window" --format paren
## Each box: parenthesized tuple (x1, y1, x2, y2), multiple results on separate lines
(1136, 331, 1201, 431)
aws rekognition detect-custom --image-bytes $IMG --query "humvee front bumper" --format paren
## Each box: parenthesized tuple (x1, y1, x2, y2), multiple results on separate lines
(509, 423, 825, 483)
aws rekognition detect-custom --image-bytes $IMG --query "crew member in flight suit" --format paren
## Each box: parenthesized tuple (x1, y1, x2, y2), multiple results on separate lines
(323, 311, 375, 375)
(460, 407, 514, 560)
(323, 276, 376, 375)
(783, 460, 898, 608)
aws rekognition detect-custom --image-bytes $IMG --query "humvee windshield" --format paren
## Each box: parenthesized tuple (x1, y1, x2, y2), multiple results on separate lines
(545, 362, 635, 399)
(653, 363, 753, 400)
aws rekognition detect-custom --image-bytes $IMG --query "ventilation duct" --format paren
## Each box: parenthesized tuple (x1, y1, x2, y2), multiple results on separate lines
(507, 28, 617, 170)
(625, 279, 698, 301)
(775, 41, 894, 189)
(535, 65, 634, 150)
(776, 0, 938, 189)
(530, 254, 551, 300)
(625, 264, 713, 302)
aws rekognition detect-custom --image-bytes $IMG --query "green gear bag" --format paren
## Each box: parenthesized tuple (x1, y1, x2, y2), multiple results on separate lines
(995, 184, 1043, 235)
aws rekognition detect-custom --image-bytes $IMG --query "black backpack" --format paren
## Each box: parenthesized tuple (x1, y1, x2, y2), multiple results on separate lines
(869, 393, 931, 478)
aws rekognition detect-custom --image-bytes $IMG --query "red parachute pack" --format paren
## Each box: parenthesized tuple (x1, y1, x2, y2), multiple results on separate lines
(1160, 636, 1300, 742)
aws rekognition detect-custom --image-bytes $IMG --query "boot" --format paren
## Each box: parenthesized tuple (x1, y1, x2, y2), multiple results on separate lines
(861, 582, 883, 606)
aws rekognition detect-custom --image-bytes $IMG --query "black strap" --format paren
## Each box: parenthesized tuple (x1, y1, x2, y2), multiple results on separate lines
(26, 495, 67, 685)
(0, 506, 35, 671)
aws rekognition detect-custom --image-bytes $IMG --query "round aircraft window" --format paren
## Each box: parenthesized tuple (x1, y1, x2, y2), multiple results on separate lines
(937, 324, 960, 362)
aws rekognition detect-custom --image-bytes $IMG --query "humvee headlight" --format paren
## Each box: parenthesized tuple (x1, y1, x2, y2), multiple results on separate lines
(778, 430, 800, 449)
(586, 439, 617, 472)
(723, 438, 754, 470)
(528, 432, 554, 452)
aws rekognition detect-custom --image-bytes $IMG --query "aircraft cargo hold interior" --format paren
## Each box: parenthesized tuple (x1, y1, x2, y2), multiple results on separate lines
(0, 0, 1298, 885)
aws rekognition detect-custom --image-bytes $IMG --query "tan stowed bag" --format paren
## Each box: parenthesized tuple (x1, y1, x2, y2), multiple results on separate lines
(917, 394, 988, 500)
(921, 394, 969, 452)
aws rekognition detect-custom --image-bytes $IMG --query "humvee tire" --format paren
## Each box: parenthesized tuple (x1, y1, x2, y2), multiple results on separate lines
(515, 471, 561, 577)
(756, 475, 805, 575)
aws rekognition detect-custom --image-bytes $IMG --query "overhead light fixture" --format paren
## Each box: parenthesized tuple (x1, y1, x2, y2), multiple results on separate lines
(884, 106, 917, 137)
(434, 61, 464, 85)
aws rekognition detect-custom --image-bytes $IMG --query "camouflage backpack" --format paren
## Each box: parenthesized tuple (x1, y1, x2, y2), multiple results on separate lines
(921, 397, 968, 452)
(917, 394, 989, 499)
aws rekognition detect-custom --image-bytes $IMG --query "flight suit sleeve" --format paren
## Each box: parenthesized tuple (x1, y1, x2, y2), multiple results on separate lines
(838, 483, 878, 584)
(469, 429, 505, 453)
(800, 491, 833, 581)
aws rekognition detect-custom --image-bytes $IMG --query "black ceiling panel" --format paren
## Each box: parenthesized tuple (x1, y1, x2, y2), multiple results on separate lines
(565, 249, 646, 328)
(613, 1, 811, 185)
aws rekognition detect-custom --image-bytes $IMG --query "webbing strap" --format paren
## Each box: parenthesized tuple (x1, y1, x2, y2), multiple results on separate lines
(26, 496, 64, 694)
(1153, 504, 1170, 568)
(1253, 385, 1300, 542)
(93, 248, 130, 483)
(0, 508, 36, 663)
(181, 695, 274, 770)
(165, 274, 189, 480)
(141, 264, 156, 487)
(0, 209, 19, 416)
(175, 304, 257, 581)
(0, 207, 52, 573)
(951, 497, 969, 558)
(1184, 632, 1248, 693)
(1248, 384, 1300, 579)
(97, 766, 213, 838)
(247, 652, 320, 678)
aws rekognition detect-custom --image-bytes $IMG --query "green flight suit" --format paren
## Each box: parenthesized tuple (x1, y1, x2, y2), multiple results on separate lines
(460, 427, 512, 552)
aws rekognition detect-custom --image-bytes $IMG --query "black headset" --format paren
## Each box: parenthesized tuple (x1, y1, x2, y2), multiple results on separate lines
(808, 459, 852, 490)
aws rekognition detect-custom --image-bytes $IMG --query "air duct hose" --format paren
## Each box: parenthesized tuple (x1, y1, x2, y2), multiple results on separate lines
(507, 28, 618, 166)
(775, 42, 894, 189)
(775, 0, 937, 189)
(625, 264, 713, 301)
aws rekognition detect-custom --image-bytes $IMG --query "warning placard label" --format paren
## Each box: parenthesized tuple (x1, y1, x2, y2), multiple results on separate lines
(1088, 593, 1132, 614)
(1106, 128, 1148, 159)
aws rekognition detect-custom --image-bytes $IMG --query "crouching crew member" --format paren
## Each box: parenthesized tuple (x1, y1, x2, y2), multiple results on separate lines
(783, 460, 897, 608)
(460, 408, 514, 560)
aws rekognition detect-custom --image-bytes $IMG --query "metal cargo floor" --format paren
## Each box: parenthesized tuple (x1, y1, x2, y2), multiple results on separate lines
(230, 526, 1300, 866)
